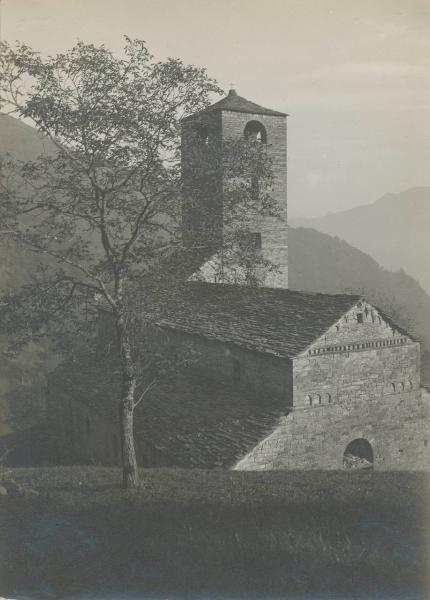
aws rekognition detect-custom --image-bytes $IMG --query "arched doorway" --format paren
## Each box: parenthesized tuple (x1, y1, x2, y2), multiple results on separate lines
(343, 438, 374, 469)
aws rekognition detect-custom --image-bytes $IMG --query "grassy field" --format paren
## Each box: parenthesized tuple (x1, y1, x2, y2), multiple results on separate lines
(0, 467, 429, 599)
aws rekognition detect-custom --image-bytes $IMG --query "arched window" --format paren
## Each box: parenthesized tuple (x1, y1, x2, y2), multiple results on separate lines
(305, 394, 312, 406)
(315, 394, 322, 405)
(391, 383, 396, 393)
(244, 120, 267, 144)
(406, 380, 413, 391)
(325, 392, 332, 404)
(397, 381, 404, 392)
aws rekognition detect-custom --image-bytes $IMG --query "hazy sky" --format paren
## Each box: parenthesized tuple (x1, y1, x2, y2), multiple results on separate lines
(2, 0, 429, 217)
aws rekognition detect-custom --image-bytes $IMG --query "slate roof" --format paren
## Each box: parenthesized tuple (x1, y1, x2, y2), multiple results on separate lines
(136, 375, 286, 468)
(155, 281, 362, 358)
(50, 352, 287, 469)
(183, 89, 287, 120)
(50, 279, 413, 468)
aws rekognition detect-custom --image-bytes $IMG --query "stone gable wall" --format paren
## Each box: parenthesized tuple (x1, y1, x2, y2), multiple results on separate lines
(234, 302, 426, 471)
(305, 300, 408, 350)
(294, 301, 419, 409)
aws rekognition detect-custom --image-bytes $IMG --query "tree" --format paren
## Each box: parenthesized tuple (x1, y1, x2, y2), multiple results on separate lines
(0, 39, 277, 488)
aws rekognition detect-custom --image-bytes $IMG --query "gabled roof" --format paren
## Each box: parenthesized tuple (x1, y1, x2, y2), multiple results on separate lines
(156, 281, 362, 358)
(183, 89, 287, 120)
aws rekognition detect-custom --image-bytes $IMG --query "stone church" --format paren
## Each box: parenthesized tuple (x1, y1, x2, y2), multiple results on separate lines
(48, 90, 429, 470)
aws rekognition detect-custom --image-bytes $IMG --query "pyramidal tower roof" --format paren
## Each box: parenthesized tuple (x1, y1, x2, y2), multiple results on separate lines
(184, 89, 288, 120)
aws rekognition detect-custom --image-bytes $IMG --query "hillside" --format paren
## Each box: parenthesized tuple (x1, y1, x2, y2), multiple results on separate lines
(0, 114, 57, 292)
(291, 187, 430, 294)
(0, 113, 57, 160)
(0, 115, 58, 431)
(289, 226, 430, 384)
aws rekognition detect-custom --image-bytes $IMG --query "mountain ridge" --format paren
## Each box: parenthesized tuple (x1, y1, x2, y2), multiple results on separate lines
(0, 113, 57, 160)
(291, 187, 430, 293)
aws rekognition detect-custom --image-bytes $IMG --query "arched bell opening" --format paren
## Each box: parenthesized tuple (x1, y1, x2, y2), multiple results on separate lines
(244, 120, 267, 144)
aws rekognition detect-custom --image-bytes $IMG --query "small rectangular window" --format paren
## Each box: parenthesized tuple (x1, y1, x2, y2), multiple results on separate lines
(232, 358, 241, 383)
(357, 313, 363, 323)
(252, 232, 262, 249)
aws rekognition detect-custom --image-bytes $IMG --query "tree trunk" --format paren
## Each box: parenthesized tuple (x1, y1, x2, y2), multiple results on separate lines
(119, 393, 139, 488)
(116, 312, 139, 489)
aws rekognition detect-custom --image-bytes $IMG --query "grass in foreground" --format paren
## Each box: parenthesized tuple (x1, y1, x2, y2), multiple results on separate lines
(0, 467, 429, 599)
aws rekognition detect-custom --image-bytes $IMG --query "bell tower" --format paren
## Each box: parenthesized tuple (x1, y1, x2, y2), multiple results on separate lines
(181, 89, 288, 288)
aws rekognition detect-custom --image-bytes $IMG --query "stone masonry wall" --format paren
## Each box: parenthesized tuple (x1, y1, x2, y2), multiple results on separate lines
(234, 301, 429, 470)
(234, 387, 430, 471)
(222, 111, 288, 288)
(48, 299, 427, 471)
(294, 300, 420, 409)
(167, 328, 293, 402)
(181, 111, 223, 251)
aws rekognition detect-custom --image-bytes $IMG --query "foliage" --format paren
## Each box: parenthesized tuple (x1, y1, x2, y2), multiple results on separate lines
(0, 38, 277, 486)
(183, 129, 279, 285)
(0, 38, 220, 335)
